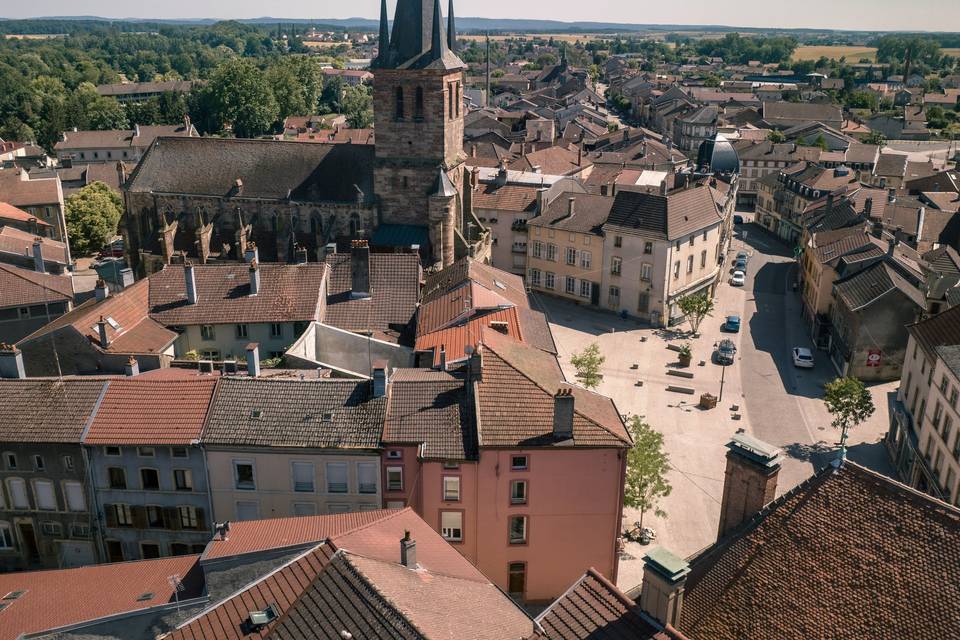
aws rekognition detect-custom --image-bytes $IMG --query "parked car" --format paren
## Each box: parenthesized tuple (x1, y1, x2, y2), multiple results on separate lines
(733, 214, 744, 225)
(736, 251, 749, 263)
(99, 237, 124, 258)
(734, 258, 748, 272)
(730, 271, 746, 286)
(792, 347, 815, 368)
(714, 339, 737, 365)
(724, 315, 741, 332)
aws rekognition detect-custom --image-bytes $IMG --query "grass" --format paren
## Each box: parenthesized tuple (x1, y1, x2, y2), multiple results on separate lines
(459, 33, 610, 44)
(792, 45, 878, 62)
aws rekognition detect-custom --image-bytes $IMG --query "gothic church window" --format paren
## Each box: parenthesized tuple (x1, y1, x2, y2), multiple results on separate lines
(415, 87, 424, 120)
(395, 87, 404, 120)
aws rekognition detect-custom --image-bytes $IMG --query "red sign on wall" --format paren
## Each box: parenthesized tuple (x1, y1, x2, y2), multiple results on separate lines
(866, 349, 882, 367)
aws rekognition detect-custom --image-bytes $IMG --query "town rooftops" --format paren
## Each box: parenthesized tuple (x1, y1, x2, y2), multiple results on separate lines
(0, 554, 203, 640)
(606, 185, 723, 240)
(202, 377, 385, 449)
(54, 124, 193, 152)
(0, 167, 62, 207)
(529, 192, 615, 236)
(96, 80, 194, 97)
(0, 225, 69, 266)
(421, 256, 529, 308)
(678, 462, 960, 640)
(907, 304, 960, 358)
(833, 259, 925, 311)
(0, 263, 73, 308)
(383, 367, 475, 459)
(83, 378, 218, 445)
(0, 378, 107, 443)
(0, 201, 50, 226)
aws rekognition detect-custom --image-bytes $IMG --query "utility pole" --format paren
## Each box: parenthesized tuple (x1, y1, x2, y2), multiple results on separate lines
(485, 31, 491, 109)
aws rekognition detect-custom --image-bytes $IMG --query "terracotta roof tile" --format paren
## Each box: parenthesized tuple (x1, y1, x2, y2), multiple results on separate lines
(0, 168, 61, 208)
(383, 368, 475, 460)
(0, 378, 107, 443)
(416, 307, 523, 367)
(471, 183, 539, 212)
(0, 263, 73, 307)
(0, 201, 51, 225)
(0, 225, 69, 265)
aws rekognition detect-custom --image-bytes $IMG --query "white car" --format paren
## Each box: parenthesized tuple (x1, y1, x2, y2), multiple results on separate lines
(792, 347, 815, 368)
(730, 270, 746, 286)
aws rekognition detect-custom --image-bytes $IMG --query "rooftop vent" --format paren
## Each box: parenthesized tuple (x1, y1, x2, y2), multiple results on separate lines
(247, 604, 278, 629)
(136, 592, 155, 602)
(250, 409, 263, 420)
(3, 590, 26, 600)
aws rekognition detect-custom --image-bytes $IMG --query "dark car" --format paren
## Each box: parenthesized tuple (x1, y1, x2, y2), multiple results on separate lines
(734, 258, 748, 272)
(714, 339, 737, 365)
(733, 214, 744, 225)
(724, 315, 741, 332)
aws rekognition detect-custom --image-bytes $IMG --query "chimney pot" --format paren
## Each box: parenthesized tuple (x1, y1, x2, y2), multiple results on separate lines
(439, 344, 447, 371)
(717, 433, 782, 539)
(0, 343, 26, 379)
(372, 361, 389, 397)
(184, 262, 198, 305)
(350, 240, 371, 299)
(124, 356, 139, 377)
(553, 387, 575, 440)
(94, 279, 109, 302)
(246, 343, 261, 377)
(97, 316, 110, 349)
(249, 260, 260, 296)
(400, 530, 417, 569)
(32, 238, 44, 273)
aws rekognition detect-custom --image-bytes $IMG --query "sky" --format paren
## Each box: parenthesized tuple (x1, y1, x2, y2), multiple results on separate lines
(2, 0, 958, 32)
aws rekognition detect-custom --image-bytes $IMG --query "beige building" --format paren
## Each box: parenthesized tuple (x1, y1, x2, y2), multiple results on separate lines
(733, 140, 821, 208)
(201, 377, 386, 522)
(888, 306, 960, 507)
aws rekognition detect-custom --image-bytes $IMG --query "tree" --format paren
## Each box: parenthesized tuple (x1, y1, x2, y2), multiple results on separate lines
(206, 58, 278, 138)
(64, 181, 123, 256)
(570, 342, 604, 389)
(824, 376, 876, 457)
(677, 292, 714, 335)
(341, 84, 373, 129)
(767, 129, 786, 143)
(623, 416, 672, 529)
(318, 75, 344, 114)
(864, 131, 886, 146)
(812, 134, 829, 151)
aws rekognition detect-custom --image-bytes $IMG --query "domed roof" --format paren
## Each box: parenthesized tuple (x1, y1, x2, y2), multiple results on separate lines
(697, 133, 740, 175)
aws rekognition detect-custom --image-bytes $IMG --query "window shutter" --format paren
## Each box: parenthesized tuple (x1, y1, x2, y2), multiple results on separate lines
(104, 504, 118, 528)
(131, 505, 148, 529)
(195, 507, 206, 531)
(165, 507, 182, 530)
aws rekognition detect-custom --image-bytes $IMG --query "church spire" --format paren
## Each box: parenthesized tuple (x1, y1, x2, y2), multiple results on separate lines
(377, 0, 390, 66)
(430, 0, 445, 60)
(447, 0, 457, 53)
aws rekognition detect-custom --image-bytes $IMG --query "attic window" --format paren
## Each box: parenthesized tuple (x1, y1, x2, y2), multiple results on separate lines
(494, 280, 507, 290)
(321, 412, 334, 422)
(136, 592, 155, 602)
(106, 316, 121, 330)
(248, 604, 278, 627)
(2, 590, 26, 600)
(250, 410, 263, 420)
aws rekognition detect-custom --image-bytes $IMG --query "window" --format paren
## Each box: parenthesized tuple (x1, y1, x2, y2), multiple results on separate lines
(395, 87, 404, 119)
(440, 511, 463, 541)
(234, 460, 255, 490)
(511, 455, 528, 471)
(293, 502, 317, 516)
(511, 480, 527, 504)
(443, 476, 461, 501)
(200, 325, 215, 341)
(701, 250, 707, 268)
(235, 324, 248, 339)
(943, 415, 954, 442)
(640, 263, 652, 281)
(508, 562, 526, 599)
(544, 272, 555, 290)
(137, 447, 155, 458)
(105, 446, 121, 457)
(579, 280, 592, 298)
(270, 323, 283, 338)
(386, 466, 403, 492)
(565, 276, 576, 294)
(3, 452, 16, 470)
(951, 388, 959, 409)
(170, 543, 190, 556)
(610, 256, 622, 276)
(140, 543, 161, 559)
(644, 241, 653, 255)
(684, 255, 693, 274)
(614, 235, 623, 248)
(566, 247, 577, 265)
(933, 403, 943, 429)
(7, 478, 28, 509)
(115, 504, 134, 527)
(291, 462, 315, 492)
(415, 86, 424, 119)
(173, 469, 193, 491)
(32, 455, 44, 471)
(508, 515, 528, 544)
(235, 501, 259, 521)
(545, 244, 558, 262)
(689, 236, 695, 247)
(532, 241, 543, 259)
(179, 506, 199, 529)
(64, 481, 85, 512)
(674, 261, 681, 279)
(41, 521, 62, 536)
(34, 480, 56, 510)
(608, 286, 620, 308)
(140, 468, 160, 491)
(62, 455, 74, 471)
(171, 447, 189, 459)
(580, 250, 592, 268)
(675, 240, 681, 250)
(146, 505, 164, 528)
(529, 269, 542, 287)
(358, 462, 377, 494)
(0, 523, 13, 550)
(386, 450, 403, 460)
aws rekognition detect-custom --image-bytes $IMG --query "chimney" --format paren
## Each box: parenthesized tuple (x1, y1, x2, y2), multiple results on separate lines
(249, 260, 260, 296)
(871, 219, 884, 239)
(826, 193, 834, 214)
(94, 278, 109, 302)
(0, 343, 26, 379)
(894, 226, 904, 247)
(32, 238, 44, 273)
(438, 344, 447, 371)
(133, 123, 140, 138)
(660, 181, 668, 196)
(888, 188, 896, 204)
(639, 547, 690, 629)
(97, 316, 110, 349)
(350, 240, 370, 299)
(553, 387, 575, 440)
(245, 343, 261, 377)
(295, 245, 308, 264)
(567, 197, 576, 217)
(323, 242, 338, 259)
(864, 196, 873, 218)
(124, 356, 139, 377)
(184, 262, 198, 304)
(536, 187, 548, 214)
(400, 530, 417, 569)
(879, 177, 887, 189)
(372, 360, 389, 397)
(717, 432, 782, 539)
(467, 345, 483, 384)
(243, 242, 259, 264)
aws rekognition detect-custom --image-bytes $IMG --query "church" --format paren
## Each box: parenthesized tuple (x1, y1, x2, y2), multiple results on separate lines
(122, 0, 489, 275)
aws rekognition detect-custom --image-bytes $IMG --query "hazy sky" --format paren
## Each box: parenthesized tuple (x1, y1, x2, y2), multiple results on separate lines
(2, 0, 958, 32)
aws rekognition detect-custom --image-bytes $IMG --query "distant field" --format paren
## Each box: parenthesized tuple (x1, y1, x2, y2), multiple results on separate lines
(944, 48, 960, 57)
(459, 33, 610, 44)
(792, 45, 878, 62)
(303, 41, 347, 49)
(3, 33, 66, 40)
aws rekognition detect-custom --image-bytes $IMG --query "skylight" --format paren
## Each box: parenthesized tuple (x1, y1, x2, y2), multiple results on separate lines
(106, 316, 121, 330)
(494, 280, 507, 290)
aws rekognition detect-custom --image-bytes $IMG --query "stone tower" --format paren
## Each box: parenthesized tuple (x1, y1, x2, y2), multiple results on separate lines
(372, 0, 466, 267)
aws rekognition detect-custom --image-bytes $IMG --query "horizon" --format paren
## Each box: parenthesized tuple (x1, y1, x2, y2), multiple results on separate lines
(1, 0, 958, 33)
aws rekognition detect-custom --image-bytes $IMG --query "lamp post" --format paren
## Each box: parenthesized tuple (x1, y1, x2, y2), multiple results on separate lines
(719, 359, 727, 403)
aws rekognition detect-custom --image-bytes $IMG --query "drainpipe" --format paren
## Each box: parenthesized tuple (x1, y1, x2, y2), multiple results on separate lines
(80, 381, 110, 563)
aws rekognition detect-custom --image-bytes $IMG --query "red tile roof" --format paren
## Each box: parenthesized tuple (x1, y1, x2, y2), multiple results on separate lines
(416, 307, 522, 366)
(471, 183, 539, 212)
(0, 263, 73, 307)
(0, 167, 61, 208)
(84, 378, 217, 445)
(0, 555, 203, 640)
(0, 225, 69, 265)
(383, 368, 474, 460)
(0, 201, 51, 225)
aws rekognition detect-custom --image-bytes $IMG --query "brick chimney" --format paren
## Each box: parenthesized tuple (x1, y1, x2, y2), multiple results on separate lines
(0, 343, 26, 379)
(184, 262, 198, 305)
(372, 360, 389, 398)
(864, 196, 873, 218)
(553, 387, 575, 440)
(400, 530, 417, 568)
(438, 344, 447, 371)
(32, 238, 44, 273)
(94, 279, 109, 302)
(124, 356, 139, 377)
(717, 432, 782, 539)
(350, 240, 370, 299)
(246, 343, 260, 378)
(97, 316, 110, 349)
(639, 547, 690, 628)
(248, 260, 260, 296)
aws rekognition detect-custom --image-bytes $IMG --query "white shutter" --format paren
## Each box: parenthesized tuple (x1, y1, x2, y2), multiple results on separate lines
(35, 480, 56, 510)
(357, 463, 377, 494)
(440, 511, 462, 541)
(8, 478, 28, 509)
(292, 462, 315, 492)
(235, 501, 259, 521)
(64, 481, 86, 511)
(326, 463, 348, 493)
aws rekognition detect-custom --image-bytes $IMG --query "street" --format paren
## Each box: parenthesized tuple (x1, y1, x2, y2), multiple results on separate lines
(531, 215, 897, 590)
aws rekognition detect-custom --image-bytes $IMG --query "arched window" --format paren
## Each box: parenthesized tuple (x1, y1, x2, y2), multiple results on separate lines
(448, 83, 454, 119)
(455, 81, 461, 117)
(395, 87, 404, 120)
(415, 87, 424, 120)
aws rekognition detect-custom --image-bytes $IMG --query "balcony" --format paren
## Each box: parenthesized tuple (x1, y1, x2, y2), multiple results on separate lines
(512, 243, 528, 254)
(511, 220, 528, 232)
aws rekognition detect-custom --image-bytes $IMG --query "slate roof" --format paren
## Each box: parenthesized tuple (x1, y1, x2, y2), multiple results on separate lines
(833, 260, 925, 311)
(679, 462, 960, 640)
(126, 137, 375, 203)
(54, 124, 193, 151)
(383, 367, 474, 460)
(536, 568, 665, 640)
(0, 263, 73, 308)
(148, 263, 327, 326)
(202, 378, 385, 448)
(528, 192, 614, 235)
(606, 185, 722, 240)
(0, 379, 107, 443)
(761, 101, 842, 126)
(907, 304, 960, 358)
(84, 378, 217, 445)
(0, 555, 203, 640)
(476, 328, 631, 448)
(323, 253, 420, 343)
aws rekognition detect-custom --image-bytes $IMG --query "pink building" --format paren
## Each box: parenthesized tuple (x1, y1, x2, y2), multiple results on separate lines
(381, 327, 630, 604)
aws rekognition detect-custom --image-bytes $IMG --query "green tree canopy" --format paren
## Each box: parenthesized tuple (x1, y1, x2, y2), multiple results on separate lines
(206, 58, 277, 138)
(341, 84, 373, 129)
(824, 376, 876, 456)
(677, 292, 715, 335)
(64, 181, 123, 257)
(623, 417, 672, 529)
(570, 342, 605, 390)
